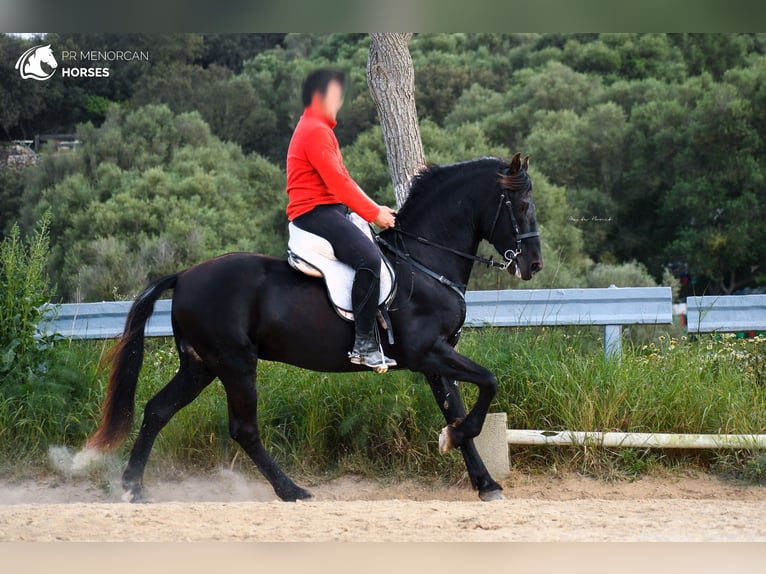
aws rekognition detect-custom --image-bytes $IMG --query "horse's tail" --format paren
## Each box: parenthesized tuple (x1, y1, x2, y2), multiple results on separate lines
(86, 273, 179, 452)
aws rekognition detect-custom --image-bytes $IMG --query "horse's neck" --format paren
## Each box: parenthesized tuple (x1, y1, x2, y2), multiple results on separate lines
(391, 194, 481, 288)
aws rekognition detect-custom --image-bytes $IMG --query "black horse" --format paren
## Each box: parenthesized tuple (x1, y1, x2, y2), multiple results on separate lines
(86, 152, 542, 502)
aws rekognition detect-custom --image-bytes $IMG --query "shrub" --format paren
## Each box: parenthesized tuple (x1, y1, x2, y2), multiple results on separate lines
(0, 218, 90, 465)
(585, 260, 657, 288)
(0, 219, 50, 390)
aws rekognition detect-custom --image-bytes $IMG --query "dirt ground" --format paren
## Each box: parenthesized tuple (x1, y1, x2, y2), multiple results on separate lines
(1, 469, 766, 541)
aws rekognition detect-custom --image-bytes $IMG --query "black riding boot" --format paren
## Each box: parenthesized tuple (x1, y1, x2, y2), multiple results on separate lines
(348, 268, 397, 373)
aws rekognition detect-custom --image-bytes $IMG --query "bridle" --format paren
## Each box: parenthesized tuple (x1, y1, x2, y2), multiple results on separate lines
(486, 175, 541, 268)
(375, 166, 540, 293)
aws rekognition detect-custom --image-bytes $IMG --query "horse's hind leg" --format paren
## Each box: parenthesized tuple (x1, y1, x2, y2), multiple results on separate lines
(122, 352, 214, 502)
(217, 349, 312, 502)
(426, 375, 503, 501)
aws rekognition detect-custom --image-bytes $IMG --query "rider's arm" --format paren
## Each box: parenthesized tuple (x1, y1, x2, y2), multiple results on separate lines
(305, 128, 381, 223)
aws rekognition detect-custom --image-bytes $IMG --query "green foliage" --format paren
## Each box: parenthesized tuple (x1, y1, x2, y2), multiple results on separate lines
(83, 95, 117, 123)
(420, 119, 510, 163)
(0, 34, 59, 136)
(444, 84, 506, 128)
(3, 328, 765, 481)
(6, 32, 766, 300)
(237, 35, 377, 159)
(4, 32, 766, 484)
(197, 33, 286, 73)
(25, 105, 287, 300)
(660, 82, 764, 293)
(742, 452, 766, 485)
(672, 34, 751, 80)
(132, 64, 279, 157)
(0, 219, 89, 464)
(0, 166, 25, 235)
(585, 260, 658, 288)
(0, 220, 50, 385)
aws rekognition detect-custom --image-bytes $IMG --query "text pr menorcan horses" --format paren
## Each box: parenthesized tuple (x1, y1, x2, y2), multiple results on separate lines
(86, 153, 542, 502)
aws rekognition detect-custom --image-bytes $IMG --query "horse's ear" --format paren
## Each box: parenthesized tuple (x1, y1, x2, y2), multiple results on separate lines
(44, 44, 51, 49)
(522, 156, 530, 171)
(509, 152, 522, 173)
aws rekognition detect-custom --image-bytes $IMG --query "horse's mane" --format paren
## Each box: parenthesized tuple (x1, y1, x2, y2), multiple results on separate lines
(397, 157, 506, 218)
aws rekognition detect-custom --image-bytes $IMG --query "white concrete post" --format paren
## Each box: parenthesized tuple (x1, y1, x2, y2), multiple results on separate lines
(474, 412, 510, 478)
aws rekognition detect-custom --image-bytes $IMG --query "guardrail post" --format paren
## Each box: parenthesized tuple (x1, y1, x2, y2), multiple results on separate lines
(604, 324, 622, 361)
(603, 284, 622, 362)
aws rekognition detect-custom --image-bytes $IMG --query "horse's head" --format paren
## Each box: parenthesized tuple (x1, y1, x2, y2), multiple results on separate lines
(484, 152, 543, 281)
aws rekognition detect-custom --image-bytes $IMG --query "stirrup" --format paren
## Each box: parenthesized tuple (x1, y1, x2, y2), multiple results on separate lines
(348, 342, 397, 374)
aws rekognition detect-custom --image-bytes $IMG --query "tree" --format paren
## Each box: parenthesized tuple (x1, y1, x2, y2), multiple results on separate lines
(131, 63, 278, 156)
(6, 33, 766, 296)
(367, 33, 425, 206)
(0, 34, 85, 140)
(24, 105, 287, 301)
(661, 83, 765, 293)
(672, 33, 751, 80)
(0, 167, 25, 235)
(197, 34, 286, 73)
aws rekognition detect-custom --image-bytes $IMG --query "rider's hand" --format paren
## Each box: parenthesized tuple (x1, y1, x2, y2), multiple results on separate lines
(373, 206, 396, 229)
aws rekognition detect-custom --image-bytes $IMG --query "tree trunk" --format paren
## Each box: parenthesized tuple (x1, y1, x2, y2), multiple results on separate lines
(367, 33, 425, 207)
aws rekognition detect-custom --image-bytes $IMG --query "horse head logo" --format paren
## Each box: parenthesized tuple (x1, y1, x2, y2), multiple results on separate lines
(15, 44, 58, 81)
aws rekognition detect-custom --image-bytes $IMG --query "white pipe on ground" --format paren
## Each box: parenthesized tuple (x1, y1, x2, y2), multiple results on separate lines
(506, 430, 766, 449)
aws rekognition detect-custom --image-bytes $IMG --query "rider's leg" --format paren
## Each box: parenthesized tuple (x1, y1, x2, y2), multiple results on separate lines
(292, 204, 396, 371)
(348, 266, 388, 369)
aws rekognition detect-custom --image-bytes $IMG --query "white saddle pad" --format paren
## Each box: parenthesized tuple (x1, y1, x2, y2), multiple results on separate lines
(287, 212, 395, 321)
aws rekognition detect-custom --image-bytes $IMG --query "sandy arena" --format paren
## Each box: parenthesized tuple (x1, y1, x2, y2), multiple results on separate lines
(1, 470, 766, 542)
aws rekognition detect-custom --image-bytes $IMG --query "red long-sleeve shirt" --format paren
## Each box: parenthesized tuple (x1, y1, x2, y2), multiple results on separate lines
(285, 106, 380, 222)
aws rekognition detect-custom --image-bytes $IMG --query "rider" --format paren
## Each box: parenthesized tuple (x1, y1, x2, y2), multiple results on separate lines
(286, 69, 398, 371)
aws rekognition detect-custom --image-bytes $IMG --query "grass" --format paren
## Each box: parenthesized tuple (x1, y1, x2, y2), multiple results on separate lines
(1, 324, 765, 484)
(5, 219, 764, 485)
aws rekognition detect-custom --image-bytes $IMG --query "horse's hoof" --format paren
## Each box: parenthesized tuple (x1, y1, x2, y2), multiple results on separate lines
(295, 488, 314, 501)
(121, 489, 145, 503)
(281, 487, 314, 502)
(438, 426, 453, 454)
(479, 489, 505, 502)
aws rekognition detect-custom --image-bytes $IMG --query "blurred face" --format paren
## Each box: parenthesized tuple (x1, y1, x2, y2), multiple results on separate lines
(315, 80, 344, 121)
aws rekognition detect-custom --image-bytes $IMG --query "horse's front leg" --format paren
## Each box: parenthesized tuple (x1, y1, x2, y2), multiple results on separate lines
(419, 340, 498, 453)
(426, 374, 504, 501)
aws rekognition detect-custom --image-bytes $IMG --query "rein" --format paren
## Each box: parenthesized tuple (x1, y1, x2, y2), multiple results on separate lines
(376, 170, 540, 292)
(385, 225, 510, 271)
(375, 232, 466, 297)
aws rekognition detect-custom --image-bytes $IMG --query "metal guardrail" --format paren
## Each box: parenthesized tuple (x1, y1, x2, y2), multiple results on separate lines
(40, 286, 673, 360)
(686, 294, 766, 333)
(464, 286, 671, 326)
(40, 300, 173, 340)
(466, 286, 672, 359)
